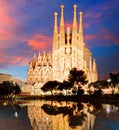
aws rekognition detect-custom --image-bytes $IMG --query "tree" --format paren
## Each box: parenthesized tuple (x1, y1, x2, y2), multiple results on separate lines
(13, 83, 21, 95)
(68, 68, 88, 95)
(41, 81, 60, 95)
(88, 80, 108, 95)
(0, 81, 21, 99)
(58, 81, 73, 95)
(109, 73, 119, 94)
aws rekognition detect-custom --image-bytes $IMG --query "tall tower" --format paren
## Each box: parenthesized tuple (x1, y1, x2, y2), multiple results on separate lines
(79, 12, 84, 43)
(27, 4, 98, 86)
(59, 5, 65, 47)
(52, 12, 58, 51)
(51, 4, 98, 82)
(72, 4, 78, 47)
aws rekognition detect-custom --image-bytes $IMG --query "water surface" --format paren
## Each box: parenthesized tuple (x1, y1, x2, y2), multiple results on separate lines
(0, 100, 119, 130)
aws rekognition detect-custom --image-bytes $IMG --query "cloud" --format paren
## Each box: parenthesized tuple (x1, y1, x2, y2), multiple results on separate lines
(0, 54, 29, 68)
(0, 33, 52, 69)
(84, 32, 119, 48)
(27, 34, 52, 51)
(0, 1, 16, 26)
(0, 0, 22, 49)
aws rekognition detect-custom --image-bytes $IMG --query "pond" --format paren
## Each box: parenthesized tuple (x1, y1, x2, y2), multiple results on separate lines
(0, 100, 119, 130)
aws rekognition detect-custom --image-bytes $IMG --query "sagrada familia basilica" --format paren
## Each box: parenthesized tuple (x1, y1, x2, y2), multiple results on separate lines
(27, 5, 98, 87)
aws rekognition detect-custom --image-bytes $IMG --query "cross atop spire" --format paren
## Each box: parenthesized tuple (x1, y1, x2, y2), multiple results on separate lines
(54, 12, 58, 25)
(73, 4, 77, 24)
(72, 4, 77, 46)
(33, 53, 36, 59)
(60, 4, 64, 30)
(53, 12, 58, 51)
(79, 11, 84, 42)
(59, 4, 65, 47)
(73, 4, 77, 15)
(60, 4, 64, 17)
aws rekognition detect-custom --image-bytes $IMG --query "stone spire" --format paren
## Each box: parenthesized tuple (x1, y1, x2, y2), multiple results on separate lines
(38, 51, 41, 59)
(60, 5, 64, 32)
(93, 58, 97, 72)
(43, 51, 46, 66)
(59, 5, 65, 47)
(72, 4, 77, 46)
(53, 12, 58, 51)
(79, 11, 84, 42)
(38, 51, 41, 66)
(33, 53, 36, 59)
(32, 53, 36, 69)
(93, 58, 98, 81)
(89, 57, 92, 71)
(48, 51, 52, 66)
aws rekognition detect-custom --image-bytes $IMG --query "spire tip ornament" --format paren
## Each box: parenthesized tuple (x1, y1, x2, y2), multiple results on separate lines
(60, 4, 64, 9)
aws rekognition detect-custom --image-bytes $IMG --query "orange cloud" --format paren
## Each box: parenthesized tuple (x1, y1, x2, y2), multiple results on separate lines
(85, 33, 119, 47)
(0, 0, 21, 49)
(28, 34, 52, 50)
(0, 55, 29, 67)
(11, 56, 30, 66)
(65, 23, 72, 29)
(0, 0, 17, 26)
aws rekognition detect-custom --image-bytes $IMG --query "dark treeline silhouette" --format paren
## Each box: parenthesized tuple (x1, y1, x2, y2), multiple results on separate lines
(41, 80, 60, 95)
(0, 81, 21, 99)
(41, 68, 88, 96)
(88, 72, 119, 96)
(40, 69, 119, 102)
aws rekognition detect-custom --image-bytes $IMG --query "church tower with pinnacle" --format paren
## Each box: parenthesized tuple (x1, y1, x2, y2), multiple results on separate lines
(27, 4, 98, 86)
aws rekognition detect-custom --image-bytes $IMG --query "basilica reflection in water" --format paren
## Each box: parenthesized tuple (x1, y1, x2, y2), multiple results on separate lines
(0, 100, 119, 130)
(28, 100, 96, 130)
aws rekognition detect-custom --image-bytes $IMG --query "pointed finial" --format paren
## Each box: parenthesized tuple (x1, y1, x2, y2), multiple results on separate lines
(79, 11, 83, 22)
(43, 51, 46, 55)
(38, 51, 41, 58)
(93, 58, 96, 62)
(73, 4, 77, 15)
(80, 11, 83, 15)
(33, 53, 36, 59)
(60, 4, 64, 25)
(79, 11, 84, 42)
(59, 4, 65, 47)
(60, 4, 64, 13)
(72, 4, 77, 46)
(54, 12, 58, 25)
(93, 58, 97, 71)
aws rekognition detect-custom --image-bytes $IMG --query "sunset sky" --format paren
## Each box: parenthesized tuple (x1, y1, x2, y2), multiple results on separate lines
(0, 0, 119, 81)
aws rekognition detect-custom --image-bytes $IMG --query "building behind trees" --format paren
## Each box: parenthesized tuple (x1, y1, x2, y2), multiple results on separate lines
(27, 4, 98, 87)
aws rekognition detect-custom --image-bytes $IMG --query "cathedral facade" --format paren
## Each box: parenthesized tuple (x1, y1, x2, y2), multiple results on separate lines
(27, 5, 98, 86)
